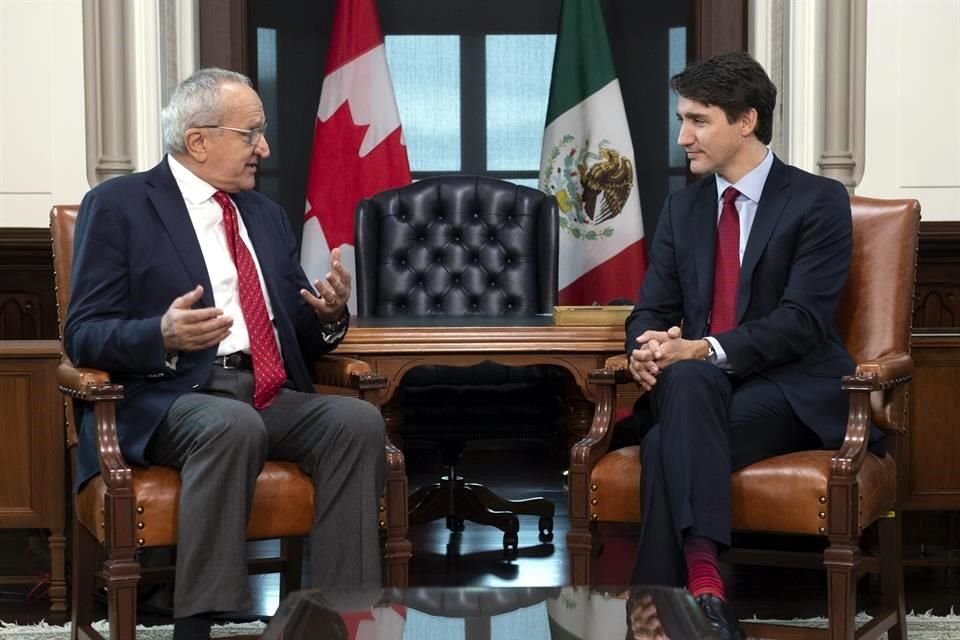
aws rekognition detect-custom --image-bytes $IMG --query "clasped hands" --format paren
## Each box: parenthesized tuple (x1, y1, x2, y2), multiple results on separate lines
(628, 325, 709, 392)
(160, 248, 350, 352)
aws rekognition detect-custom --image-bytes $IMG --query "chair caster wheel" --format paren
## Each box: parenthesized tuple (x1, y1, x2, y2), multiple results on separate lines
(446, 515, 465, 532)
(538, 516, 554, 541)
(503, 532, 519, 557)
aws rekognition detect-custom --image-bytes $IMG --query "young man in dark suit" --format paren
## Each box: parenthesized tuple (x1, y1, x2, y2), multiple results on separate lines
(66, 68, 386, 640)
(626, 52, 856, 640)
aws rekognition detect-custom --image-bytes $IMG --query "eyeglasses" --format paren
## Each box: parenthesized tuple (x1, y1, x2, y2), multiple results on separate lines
(196, 123, 267, 147)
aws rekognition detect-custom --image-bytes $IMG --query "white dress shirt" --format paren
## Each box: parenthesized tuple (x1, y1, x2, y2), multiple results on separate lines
(167, 154, 277, 357)
(704, 148, 774, 367)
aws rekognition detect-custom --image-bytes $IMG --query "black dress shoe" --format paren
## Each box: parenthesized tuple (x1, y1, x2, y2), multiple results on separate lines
(694, 594, 745, 640)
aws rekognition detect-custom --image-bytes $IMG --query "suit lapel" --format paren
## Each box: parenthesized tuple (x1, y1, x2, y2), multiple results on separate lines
(693, 178, 719, 328)
(145, 159, 215, 307)
(737, 157, 791, 322)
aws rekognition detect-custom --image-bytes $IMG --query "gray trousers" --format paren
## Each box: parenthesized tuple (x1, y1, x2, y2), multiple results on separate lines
(146, 367, 385, 617)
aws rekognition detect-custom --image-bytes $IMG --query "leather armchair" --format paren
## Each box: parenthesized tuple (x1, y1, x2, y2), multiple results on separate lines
(567, 196, 920, 640)
(50, 206, 411, 640)
(354, 176, 562, 554)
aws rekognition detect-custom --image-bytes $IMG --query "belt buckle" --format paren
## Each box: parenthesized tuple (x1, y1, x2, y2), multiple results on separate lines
(221, 353, 240, 369)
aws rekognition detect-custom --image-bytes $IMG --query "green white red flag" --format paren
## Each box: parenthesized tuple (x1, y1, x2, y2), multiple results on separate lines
(539, 0, 646, 305)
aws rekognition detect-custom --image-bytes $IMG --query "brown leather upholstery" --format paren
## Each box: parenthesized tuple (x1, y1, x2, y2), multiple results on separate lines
(591, 446, 896, 535)
(567, 195, 921, 640)
(51, 204, 411, 640)
(75, 461, 315, 547)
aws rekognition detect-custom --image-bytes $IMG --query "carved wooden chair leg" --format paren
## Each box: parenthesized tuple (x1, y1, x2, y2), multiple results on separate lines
(382, 442, 410, 587)
(566, 527, 594, 586)
(823, 540, 859, 640)
(879, 514, 907, 640)
(104, 490, 141, 640)
(279, 537, 304, 599)
(71, 517, 97, 640)
(48, 527, 68, 613)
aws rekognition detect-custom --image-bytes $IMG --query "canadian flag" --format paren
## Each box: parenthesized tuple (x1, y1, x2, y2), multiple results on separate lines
(302, 0, 411, 312)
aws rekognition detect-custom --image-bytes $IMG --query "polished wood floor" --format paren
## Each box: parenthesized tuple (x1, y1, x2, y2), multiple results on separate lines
(2, 445, 960, 627)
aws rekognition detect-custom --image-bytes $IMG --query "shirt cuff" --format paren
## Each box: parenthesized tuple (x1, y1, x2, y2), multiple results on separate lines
(704, 336, 732, 370)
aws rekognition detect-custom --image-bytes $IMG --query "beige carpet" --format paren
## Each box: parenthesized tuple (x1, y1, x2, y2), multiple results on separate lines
(0, 620, 266, 640)
(746, 611, 960, 640)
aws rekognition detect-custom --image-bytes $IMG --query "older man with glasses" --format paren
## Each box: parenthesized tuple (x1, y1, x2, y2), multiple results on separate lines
(65, 68, 386, 640)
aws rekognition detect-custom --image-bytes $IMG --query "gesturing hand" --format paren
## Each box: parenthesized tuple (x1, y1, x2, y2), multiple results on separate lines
(300, 247, 351, 322)
(160, 285, 233, 352)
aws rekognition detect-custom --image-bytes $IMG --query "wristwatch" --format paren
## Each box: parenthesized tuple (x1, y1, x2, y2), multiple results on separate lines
(702, 339, 716, 363)
(319, 309, 349, 341)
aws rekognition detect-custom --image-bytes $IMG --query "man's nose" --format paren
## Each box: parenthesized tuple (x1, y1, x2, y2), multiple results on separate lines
(256, 135, 271, 158)
(677, 122, 693, 146)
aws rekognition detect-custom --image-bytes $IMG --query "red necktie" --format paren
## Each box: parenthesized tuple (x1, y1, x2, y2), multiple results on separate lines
(710, 186, 741, 334)
(213, 191, 286, 409)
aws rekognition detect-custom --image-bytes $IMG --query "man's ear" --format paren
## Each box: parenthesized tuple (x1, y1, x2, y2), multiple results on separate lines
(183, 129, 208, 162)
(739, 108, 759, 138)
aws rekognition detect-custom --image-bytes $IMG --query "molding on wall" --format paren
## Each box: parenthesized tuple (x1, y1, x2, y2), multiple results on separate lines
(82, 0, 136, 186)
(132, 0, 162, 169)
(817, 0, 866, 190)
(783, 0, 824, 174)
(748, 0, 785, 158)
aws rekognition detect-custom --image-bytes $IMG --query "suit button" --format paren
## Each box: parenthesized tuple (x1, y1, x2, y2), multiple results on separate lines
(191, 384, 200, 389)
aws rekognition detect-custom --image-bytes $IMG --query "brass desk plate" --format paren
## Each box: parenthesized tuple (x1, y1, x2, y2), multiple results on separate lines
(553, 305, 632, 326)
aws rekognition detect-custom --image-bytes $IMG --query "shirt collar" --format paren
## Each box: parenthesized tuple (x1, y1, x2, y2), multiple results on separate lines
(167, 154, 220, 206)
(715, 147, 774, 205)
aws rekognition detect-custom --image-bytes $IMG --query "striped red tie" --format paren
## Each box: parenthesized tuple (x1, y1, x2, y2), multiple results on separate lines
(709, 187, 741, 334)
(213, 191, 286, 409)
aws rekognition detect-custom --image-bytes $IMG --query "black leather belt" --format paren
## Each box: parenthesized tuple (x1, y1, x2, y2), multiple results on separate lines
(212, 352, 253, 370)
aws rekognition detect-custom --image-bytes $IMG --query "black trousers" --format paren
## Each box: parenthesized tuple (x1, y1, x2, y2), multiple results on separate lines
(630, 360, 821, 587)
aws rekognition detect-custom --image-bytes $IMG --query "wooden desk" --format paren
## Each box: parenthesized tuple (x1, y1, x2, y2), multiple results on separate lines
(335, 317, 627, 446)
(0, 340, 66, 612)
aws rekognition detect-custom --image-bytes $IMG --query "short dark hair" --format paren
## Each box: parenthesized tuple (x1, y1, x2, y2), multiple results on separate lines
(670, 51, 777, 145)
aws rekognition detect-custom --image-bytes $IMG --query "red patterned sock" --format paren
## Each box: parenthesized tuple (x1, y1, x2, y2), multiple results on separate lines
(684, 535, 726, 600)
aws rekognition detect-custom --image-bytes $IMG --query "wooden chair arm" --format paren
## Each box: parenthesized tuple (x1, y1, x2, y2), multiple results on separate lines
(571, 354, 634, 472)
(842, 352, 913, 434)
(57, 360, 122, 400)
(589, 354, 632, 386)
(833, 353, 912, 478)
(311, 355, 387, 391)
(850, 352, 913, 390)
(56, 360, 131, 489)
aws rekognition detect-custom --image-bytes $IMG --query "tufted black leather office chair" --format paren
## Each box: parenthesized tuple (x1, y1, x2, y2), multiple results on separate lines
(355, 176, 562, 554)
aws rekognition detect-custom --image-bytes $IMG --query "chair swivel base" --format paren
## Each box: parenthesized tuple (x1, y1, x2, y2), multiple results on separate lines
(409, 475, 555, 556)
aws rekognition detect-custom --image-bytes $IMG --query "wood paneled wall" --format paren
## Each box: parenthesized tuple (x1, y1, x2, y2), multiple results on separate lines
(0, 229, 57, 340)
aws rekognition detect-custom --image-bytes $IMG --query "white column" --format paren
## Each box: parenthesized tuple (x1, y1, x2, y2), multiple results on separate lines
(83, 0, 136, 185)
(83, 0, 199, 184)
(817, 0, 867, 191)
(748, 0, 785, 157)
(783, 0, 826, 175)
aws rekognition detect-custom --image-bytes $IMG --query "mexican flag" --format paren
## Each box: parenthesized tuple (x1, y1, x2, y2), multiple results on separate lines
(539, 0, 646, 305)
(301, 0, 411, 313)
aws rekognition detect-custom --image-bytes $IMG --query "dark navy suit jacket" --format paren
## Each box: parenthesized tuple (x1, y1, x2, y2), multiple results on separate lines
(625, 156, 857, 448)
(65, 158, 341, 488)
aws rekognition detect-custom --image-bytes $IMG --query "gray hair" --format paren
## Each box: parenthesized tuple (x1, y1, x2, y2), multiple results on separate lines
(161, 68, 253, 154)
